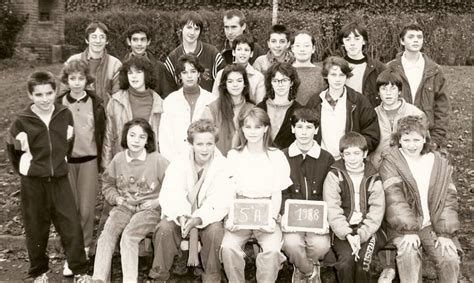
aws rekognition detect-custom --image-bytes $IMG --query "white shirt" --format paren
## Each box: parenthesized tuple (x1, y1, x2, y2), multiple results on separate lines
(320, 89, 347, 160)
(401, 52, 425, 102)
(346, 62, 366, 93)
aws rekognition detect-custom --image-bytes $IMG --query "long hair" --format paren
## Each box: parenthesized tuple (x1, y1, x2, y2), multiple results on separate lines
(235, 106, 273, 151)
(264, 62, 300, 101)
(118, 56, 156, 90)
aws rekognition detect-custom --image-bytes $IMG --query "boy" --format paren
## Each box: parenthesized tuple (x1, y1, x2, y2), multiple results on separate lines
(212, 34, 265, 104)
(164, 11, 225, 93)
(123, 24, 176, 98)
(220, 9, 265, 65)
(281, 107, 335, 282)
(306, 56, 380, 160)
(387, 23, 449, 150)
(6, 71, 90, 282)
(65, 21, 122, 105)
(323, 132, 385, 282)
(253, 24, 295, 73)
(338, 22, 386, 108)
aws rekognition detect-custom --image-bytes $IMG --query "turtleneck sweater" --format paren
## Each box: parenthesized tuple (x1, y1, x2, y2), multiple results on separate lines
(347, 163, 365, 225)
(183, 85, 200, 120)
(128, 87, 153, 121)
(345, 55, 367, 94)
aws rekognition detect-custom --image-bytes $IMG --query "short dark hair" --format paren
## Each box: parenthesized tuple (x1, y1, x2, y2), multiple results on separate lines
(179, 11, 204, 32)
(391, 115, 432, 155)
(399, 23, 424, 39)
(290, 107, 320, 128)
(322, 56, 353, 83)
(265, 62, 300, 101)
(60, 59, 95, 86)
(175, 54, 205, 79)
(232, 34, 255, 52)
(339, 132, 368, 153)
(338, 22, 369, 46)
(126, 24, 150, 40)
(27, 71, 56, 94)
(119, 56, 156, 90)
(268, 24, 290, 41)
(376, 70, 403, 92)
(291, 30, 316, 46)
(223, 9, 246, 26)
(187, 119, 219, 144)
(85, 21, 109, 40)
(120, 118, 156, 153)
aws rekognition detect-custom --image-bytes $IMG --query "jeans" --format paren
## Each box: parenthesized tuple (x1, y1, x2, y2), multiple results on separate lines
(92, 205, 160, 282)
(283, 232, 331, 274)
(393, 226, 460, 283)
(221, 225, 286, 283)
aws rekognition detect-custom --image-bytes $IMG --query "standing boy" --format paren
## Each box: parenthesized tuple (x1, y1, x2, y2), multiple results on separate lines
(253, 24, 295, 73)
(387, 23, 449, 150)
(6, 71, 90, 282)
(65, 21, 122, 105)
(323, 132, 386, 282)
(220, 9, 265, 65)
(123, 24, 176, 98)
(164, 11, 225, 93)
(281, 107, 335, 282)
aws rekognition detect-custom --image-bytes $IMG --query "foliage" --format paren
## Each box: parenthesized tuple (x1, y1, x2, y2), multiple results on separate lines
(0, 3, 27, 59)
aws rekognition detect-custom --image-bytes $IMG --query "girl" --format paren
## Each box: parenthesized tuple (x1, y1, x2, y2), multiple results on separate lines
(102, 55, 163, 169)
(57, 59, 106, 275)
(257, 62, 302, 149)
(159, 54, 216, 161)
(92, 118, 169, 282)
(379, 115, 460, 283)
(202, 64, 254, 156)
(221, 106, 292, 283)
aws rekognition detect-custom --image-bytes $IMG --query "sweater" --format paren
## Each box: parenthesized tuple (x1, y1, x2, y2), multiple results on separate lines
(294, 65, 327, 105)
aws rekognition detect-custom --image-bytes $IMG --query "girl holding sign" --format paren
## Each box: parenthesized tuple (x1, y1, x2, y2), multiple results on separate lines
(221, 106, 292, 283)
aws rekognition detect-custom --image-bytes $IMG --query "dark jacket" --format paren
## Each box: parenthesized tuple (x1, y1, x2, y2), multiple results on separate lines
(57, 90, 106, 170)
(7, 103, 74, 177)
(257, 99, 302, 149)
(386, 53, 449, 146)
(361, 57, 386, 108)
(281, 142, 334, 214)
(306, 87, 380, 154)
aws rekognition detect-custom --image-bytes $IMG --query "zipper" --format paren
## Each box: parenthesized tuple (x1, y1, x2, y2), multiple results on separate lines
(304, 177, 308, 200)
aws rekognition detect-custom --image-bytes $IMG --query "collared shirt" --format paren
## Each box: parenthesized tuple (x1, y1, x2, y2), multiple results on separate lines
(288, 141, 322, 159)
(125, 149, 147, 163)
(401, 52, 425, 102)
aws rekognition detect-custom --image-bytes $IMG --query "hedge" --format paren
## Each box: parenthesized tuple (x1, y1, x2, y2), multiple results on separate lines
(0, 3, 27, 59)
(65, 8, 473, 65)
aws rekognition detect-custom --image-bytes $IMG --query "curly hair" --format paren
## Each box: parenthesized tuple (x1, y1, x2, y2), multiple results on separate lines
(265, 62, 300, 101)
(321, 56, 353, 84)
(118, 56, 156, 90)
(60, 59, 95, 86)
(187, 119, 219, 144)
(391, 115, 432, 155)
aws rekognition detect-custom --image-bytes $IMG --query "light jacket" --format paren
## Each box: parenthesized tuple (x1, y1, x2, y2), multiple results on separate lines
(387, 53, 450, 146)
(379, 147, 460, 240)
(159, 148, 234, 228)
(323, 160, 385, 243)
(102, 89, 163, 168)
(158, 87, 215, 162)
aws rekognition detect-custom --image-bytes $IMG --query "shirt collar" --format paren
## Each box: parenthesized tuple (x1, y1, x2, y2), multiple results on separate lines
(245, 63, 257, 75)
(66, 91, 89, 103)
(125, 149, 147, 163)
(288, 141, 321, 159)
(320, 87, 346, 105)
(401, 52, 424, 68)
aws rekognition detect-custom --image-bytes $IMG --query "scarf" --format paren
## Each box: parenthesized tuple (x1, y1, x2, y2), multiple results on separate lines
(81, 48, 110, 104)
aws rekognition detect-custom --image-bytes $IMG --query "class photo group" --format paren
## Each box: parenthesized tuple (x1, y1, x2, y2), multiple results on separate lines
(6, 8, 462, 283)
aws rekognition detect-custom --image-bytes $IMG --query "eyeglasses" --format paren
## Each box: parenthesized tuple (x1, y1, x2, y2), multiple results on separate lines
(271, 78, 291, 85)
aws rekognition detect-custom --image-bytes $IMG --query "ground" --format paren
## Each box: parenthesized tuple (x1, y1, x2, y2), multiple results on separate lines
(0, 63, 472, 282)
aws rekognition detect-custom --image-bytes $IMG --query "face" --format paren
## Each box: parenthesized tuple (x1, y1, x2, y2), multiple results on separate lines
(292, 120, 317, 147)
(242, 117, 268, 145)
(342, 146, 367, 171)
(232, 43, 253, 65)
(342, 31, 365, 58)
(192, 132, 216, 165)
(379, 83, 401, 108)
(127, 66, 146, 92)
(401, 30, 424, 52)
(182, 22, 201, 45)
(326, 66, 347, 91)
(67, 72, 87, 95)
(399, 131, 426, 158)
(127, 32, 150, 56)
(226, 71, 245, 97)
(180, 62, 200, 88)
(268, 33, 290, 58)
(86, 28, 107, 54)
(224, 16, 246, 42)
(271, 71, 293, 99)
(29, 84, 56, 113)
(127, 125, 148, 154)
(291, 33, 315, 63)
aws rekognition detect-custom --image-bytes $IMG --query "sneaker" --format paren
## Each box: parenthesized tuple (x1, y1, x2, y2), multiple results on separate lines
(308, 263, 321, 283)
(33, 273, 48, 283)
(63, 261, 73, 277)
(74, 274, 92, 283)
(291, 265, 305, 283)
(378, 268, 396, 283)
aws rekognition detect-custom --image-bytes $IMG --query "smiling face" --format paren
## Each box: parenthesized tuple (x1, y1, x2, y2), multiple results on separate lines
(232, 42, 253, 65)
(292, 120, 317, 148)
(342, 30, 365, 59)
(400, 131, 426, 158)
(182, 21, 201, 45)
(29, 84, 56, 113)
(242, 117, 268, 145)
(226, 71, 245, 97)
(342, 146, 367, 171)
(127, 66, 146, 92)
(180, 62, 200, 88)
(271, 71, 293, 100)
(192, 132, 216, 165)
(292, 33, 315, 63)
(401, 30, 424, 53)
(86, 28, 107, 55)
(268, 33, 290, 58)
(127, 32, 151, 56)
(379, 83, 401, 108)
(326, 65, 347, 91)
(67, 71, 87, 96)
(224, 16, 246, 43)
(127, 125, 148, 155)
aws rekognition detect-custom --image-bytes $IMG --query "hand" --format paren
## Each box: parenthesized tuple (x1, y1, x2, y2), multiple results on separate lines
(182, 217, 202, 238)
(259, 218, 276, 233)
(116, 196, 126, 206)
(346, 234, 361, 261)
(178, 216, 188, 236)
(435, 237, 458, 257)
(139, 199, 159, 211)
(224, 217, 238, 232)
(398, 234, 420, 254)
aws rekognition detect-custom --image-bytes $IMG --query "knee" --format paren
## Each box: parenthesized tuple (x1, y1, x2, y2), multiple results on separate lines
(396, 246, 420, 260)
(434, 253, 460, 268)
(206, 222, 224, 239)
(282, 238, 302, 256)
(336, 254, 355, 271)
(154, 221, 176, 237)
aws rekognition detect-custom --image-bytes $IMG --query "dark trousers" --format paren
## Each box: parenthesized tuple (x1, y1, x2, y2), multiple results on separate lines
(20, 175, 88, 277)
